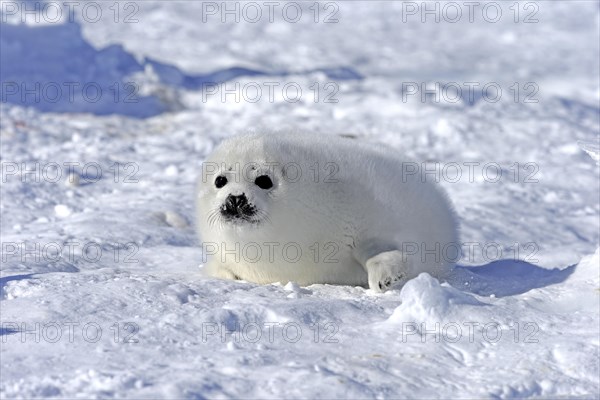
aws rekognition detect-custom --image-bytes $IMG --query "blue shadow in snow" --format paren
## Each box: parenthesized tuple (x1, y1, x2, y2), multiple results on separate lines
(0, 273, 37, 302)
(447, 259, 576, 297)
(0, 326, 20, 336)
(0, 273, 36, 287)
(0, 275, 26, 335)
(1, 21, 362, 118)
(0, 22, 165, 118)
(147, 60, 363, 90)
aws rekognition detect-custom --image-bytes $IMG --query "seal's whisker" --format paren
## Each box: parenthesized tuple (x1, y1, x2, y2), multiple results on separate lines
(256, 209, 271, 225)
(207, 207, 222, 228)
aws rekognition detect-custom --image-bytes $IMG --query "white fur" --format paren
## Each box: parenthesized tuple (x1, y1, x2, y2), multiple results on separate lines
(196, 133, 459, 291)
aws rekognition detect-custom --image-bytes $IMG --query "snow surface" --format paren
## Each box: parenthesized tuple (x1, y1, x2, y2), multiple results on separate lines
(1, 1, 599, 398)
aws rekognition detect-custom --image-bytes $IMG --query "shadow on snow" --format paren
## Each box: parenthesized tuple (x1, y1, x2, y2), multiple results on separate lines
(447, 259, 576, 297)
(1, 21, 362, 118)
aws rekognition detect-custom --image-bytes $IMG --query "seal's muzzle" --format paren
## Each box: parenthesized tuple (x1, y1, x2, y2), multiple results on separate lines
(221, 193, 256, 220)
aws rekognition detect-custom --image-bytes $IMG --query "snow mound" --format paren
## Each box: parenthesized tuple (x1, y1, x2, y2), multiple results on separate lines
(383, 273, 485, 326)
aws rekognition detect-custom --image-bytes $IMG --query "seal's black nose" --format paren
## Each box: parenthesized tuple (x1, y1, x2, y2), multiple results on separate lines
(221, 193, 256, 221)
(226, 194, 248, 209)
(222, 193, 255, 219)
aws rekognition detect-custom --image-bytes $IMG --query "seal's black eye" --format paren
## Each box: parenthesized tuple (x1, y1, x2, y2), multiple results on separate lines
(255, 175, 273, 190)
(215, 175, 227, 189)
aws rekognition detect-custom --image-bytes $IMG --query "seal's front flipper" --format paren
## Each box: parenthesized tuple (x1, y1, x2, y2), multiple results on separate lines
(365, 250, 415, 292)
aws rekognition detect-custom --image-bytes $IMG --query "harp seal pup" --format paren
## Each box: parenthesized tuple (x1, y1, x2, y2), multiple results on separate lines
(196, 133, 459, 292)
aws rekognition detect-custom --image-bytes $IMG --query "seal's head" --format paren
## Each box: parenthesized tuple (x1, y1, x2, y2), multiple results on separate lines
(196, 135, 289, 230)
(208, 167, 274, 226)
(197, 133, 340, 247)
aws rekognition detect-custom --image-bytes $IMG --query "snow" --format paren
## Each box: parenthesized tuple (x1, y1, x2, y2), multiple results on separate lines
(1, 1, 599, 398)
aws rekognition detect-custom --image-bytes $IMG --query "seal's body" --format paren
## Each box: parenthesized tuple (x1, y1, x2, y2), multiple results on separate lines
(196, 133, 458, 291)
